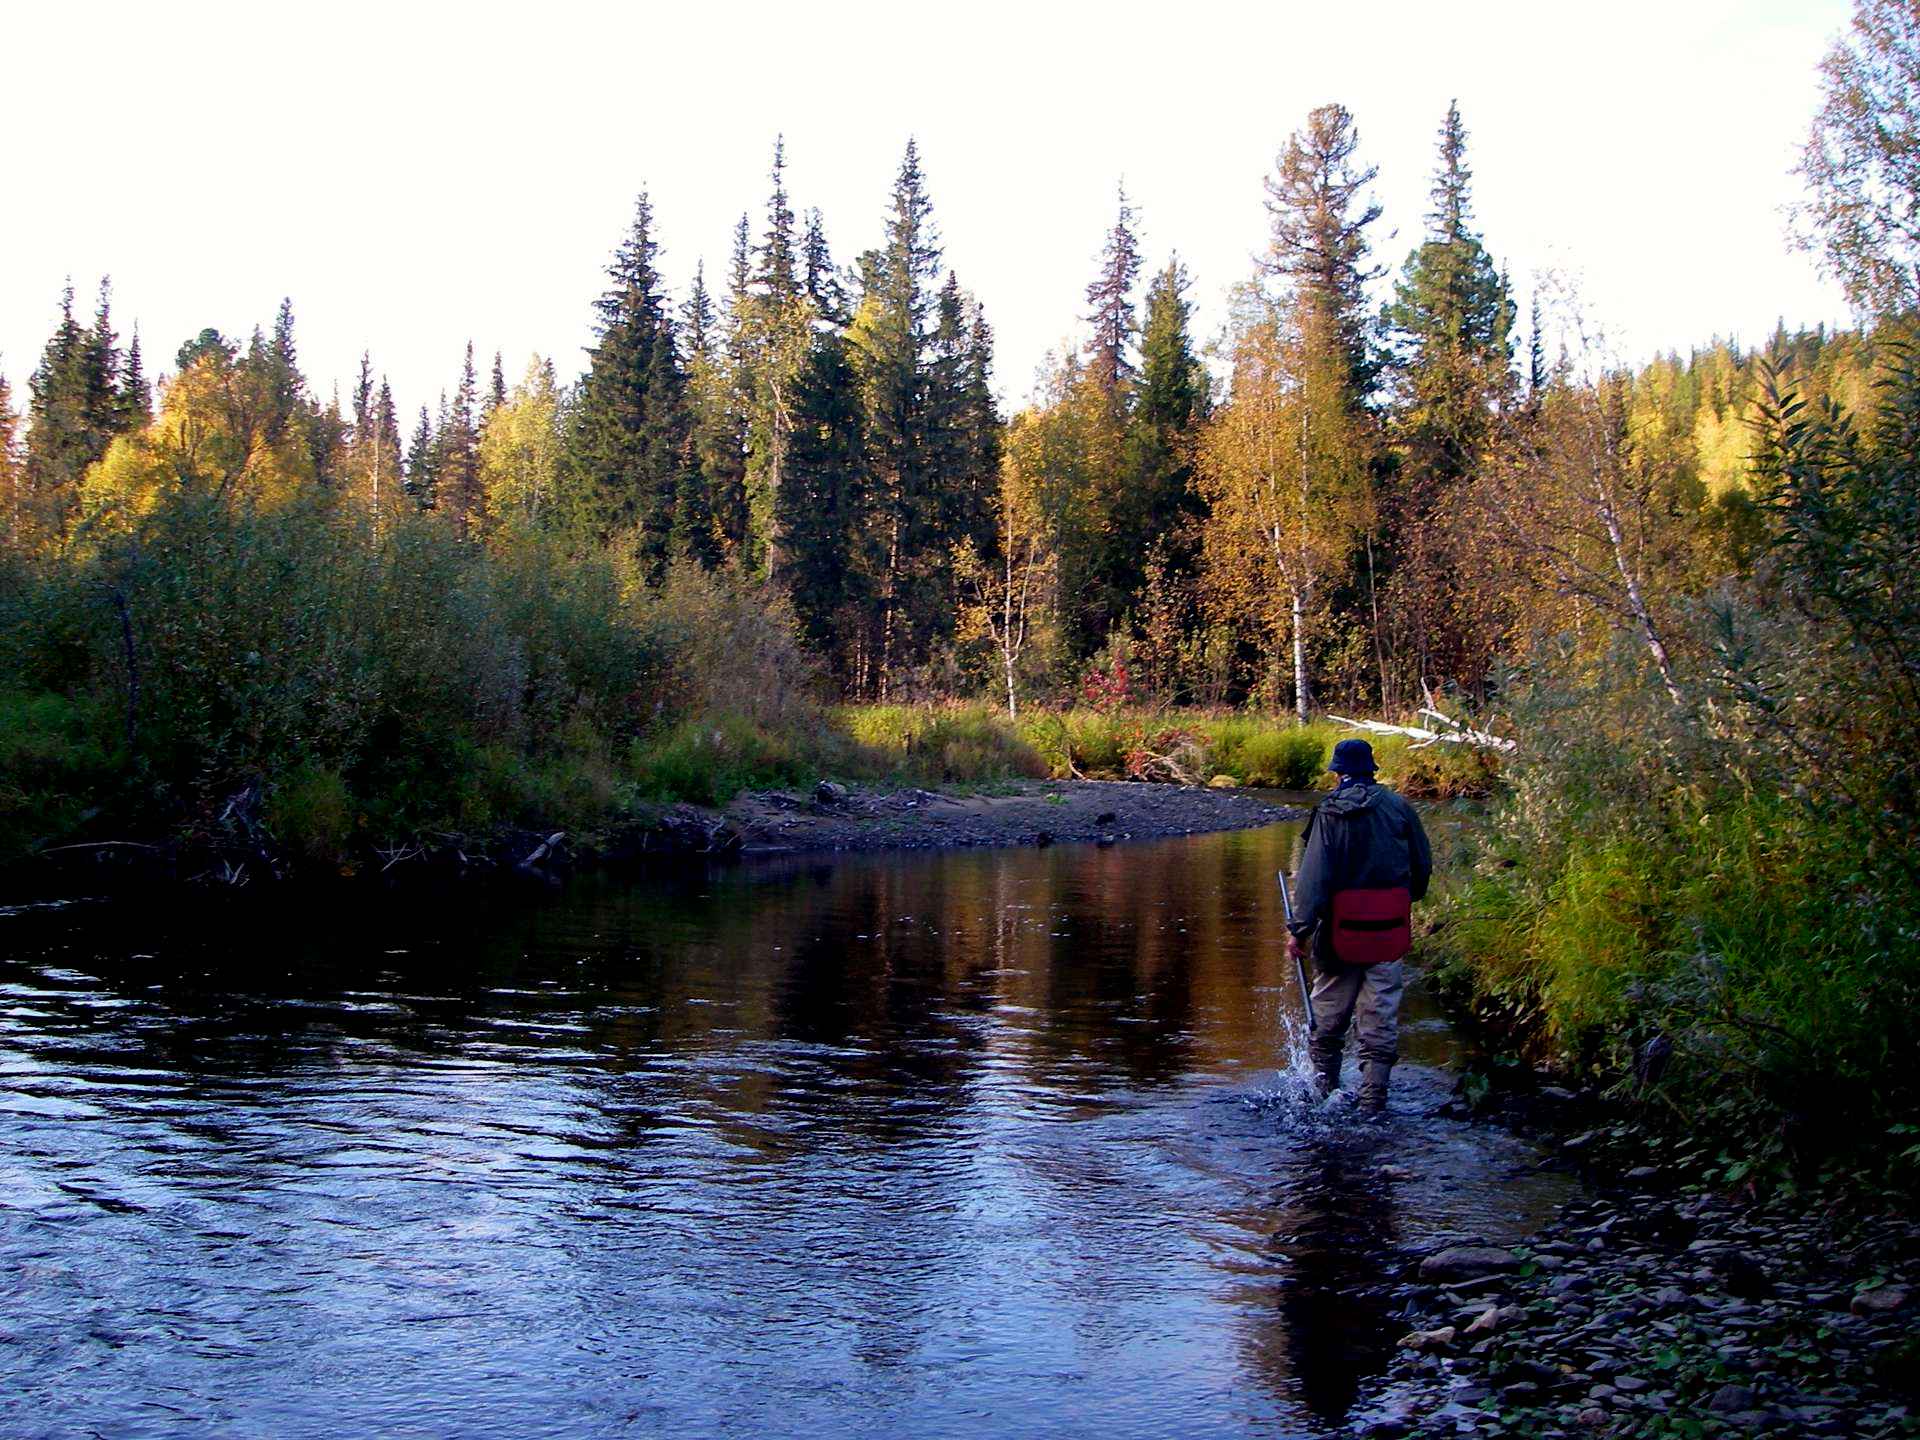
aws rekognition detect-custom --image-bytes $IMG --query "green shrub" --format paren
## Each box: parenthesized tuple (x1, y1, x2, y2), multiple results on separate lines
(0, 690, 119, 860)
(266, 763, 357, 869)
(1430, 640, 1920, 1180)
(629, 714, 812, 807)
(916, 707, 1049, 782)
(1231, 725, 1330, 788)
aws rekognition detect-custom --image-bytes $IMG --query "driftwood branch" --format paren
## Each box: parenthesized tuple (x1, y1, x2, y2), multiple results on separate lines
(1329, 689, 1517, 754)
(37, 840, 163, 856)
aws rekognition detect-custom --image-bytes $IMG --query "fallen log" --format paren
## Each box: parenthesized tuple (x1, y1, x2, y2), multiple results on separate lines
(1326, 713, 1516, 753)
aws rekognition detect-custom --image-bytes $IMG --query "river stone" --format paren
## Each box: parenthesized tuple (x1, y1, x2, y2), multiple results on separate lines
(1851, 1285, 1908, 1316)
(1708, 1383, 1759, 1414)
(1399, 1325, 1457, 1352)
(1420, 1246, 1521, 1282)
(1464, 1304, 1523, 1337)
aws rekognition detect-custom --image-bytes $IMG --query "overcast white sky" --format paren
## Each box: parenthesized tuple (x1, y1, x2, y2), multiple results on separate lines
(2, 0, 1855, 422)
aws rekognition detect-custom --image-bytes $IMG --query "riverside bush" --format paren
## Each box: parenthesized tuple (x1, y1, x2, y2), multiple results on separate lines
(1433, 632, 1920, 1179)
(0, 487, 791, 862)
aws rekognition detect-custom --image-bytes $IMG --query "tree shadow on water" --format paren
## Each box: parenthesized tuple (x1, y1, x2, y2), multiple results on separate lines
(1241, 1121, 1407, 1429)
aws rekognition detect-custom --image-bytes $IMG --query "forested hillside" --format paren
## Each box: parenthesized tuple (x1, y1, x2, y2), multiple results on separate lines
(3, 107, 1883, 721)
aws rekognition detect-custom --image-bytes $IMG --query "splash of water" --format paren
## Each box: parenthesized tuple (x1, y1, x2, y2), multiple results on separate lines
(1248, 1013, 1340, 1115)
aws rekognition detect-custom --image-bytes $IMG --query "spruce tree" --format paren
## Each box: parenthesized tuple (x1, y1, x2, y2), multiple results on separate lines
(1377, 101, 1518, 698)
(406, 404, 438, 510)
(26, 280, 125, 513)
(1528, 292, 1547, 399)
(682, 260, 745, 566)
(567, 191, 691, 573)
(373, 377, 403, 519)
(1084, 183, 1143, 399)
(740, 138, 814, 576)
(803, 207, 846, 325)
(489, 350, 507, 416)
(851, 139, 945, 694)
(265, 297, 303, 442)
(118, 328, 152, 432)
(1126, 258, 1208, 574)
(442, 342, 482, 533)
(778, 330, 871, 676)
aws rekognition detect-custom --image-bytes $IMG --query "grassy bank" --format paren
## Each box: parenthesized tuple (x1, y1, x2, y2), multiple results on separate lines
(838, 705, 1498, 796)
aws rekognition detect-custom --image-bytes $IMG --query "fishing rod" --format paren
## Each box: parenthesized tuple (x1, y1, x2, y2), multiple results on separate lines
(1277, 870, 1317, 1036)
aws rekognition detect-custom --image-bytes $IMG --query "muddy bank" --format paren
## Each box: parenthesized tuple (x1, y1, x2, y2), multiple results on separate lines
(8, 779, 1308, 898)
(1331, 1103, 1920, 1439)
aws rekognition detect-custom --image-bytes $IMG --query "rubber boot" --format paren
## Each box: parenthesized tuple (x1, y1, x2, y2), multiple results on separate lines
(1311, 1049, 1342, 1101)
(1358, 1060, 1393, 1114)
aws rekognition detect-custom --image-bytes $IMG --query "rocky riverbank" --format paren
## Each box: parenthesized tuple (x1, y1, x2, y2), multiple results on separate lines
(1337, 1112, 1920, 1439)
(714, 777, 1305, 854)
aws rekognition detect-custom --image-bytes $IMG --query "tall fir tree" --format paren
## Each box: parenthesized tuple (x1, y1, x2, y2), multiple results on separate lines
(118, 328, 152, 432)
(803, 207, 846, 324)
(406, 403, 438, 510)
(1527, 292, 1547, 400)
(850, 139, 945, 694)
(26, 279, 133, 524)
(682, 260, 745, 566)
(441, 342, 482, 533)
(741, 137, 813, 577)
(265, 297, 302, 443)
(567, 191, 692, 573)
(1378, 101, 1518, 697)
(1125, 257, 1208, 577)
(488, 350, 507, 416)
(1084, 183, 1143, 400)
(777, 330, 871, 677)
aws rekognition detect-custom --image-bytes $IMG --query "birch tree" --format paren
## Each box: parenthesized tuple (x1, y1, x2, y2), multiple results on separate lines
(1198, 288, 1369, 719)
(956, 419, 1061, 718)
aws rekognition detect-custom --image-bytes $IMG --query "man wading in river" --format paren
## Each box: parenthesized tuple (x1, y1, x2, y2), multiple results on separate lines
(1287, 739, 1432, 1114)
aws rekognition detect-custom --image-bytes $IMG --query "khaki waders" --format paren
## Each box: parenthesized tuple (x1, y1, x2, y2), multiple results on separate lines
(1308, 958, 1404, 1111)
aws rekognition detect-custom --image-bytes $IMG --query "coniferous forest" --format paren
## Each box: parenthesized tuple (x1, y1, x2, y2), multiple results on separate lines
(4, 1, 1919, 1178)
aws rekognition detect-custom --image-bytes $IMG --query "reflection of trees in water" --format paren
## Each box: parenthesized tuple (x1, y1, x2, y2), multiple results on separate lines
(1238, 1130, 1404, 1426)
(6, 828, 1314, 1168)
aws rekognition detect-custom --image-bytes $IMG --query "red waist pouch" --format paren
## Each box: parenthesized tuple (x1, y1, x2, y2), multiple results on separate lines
(1330, 887, 1412, 966)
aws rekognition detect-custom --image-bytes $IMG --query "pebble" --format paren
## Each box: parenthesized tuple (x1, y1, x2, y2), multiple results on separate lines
(1419, 1247, 1522, 1282)
(1708, 1383, 1759, 1414)
(1850, 1284, 1907, 1316)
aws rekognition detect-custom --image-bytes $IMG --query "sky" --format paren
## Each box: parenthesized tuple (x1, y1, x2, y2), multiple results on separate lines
(2, 0, 1857, 423)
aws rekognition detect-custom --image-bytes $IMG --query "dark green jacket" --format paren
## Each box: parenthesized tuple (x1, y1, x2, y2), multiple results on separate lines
(1290, 780, 1432, 961)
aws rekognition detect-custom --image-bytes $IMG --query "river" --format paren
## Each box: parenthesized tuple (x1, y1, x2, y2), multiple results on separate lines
(0, 821, 1573, 1438)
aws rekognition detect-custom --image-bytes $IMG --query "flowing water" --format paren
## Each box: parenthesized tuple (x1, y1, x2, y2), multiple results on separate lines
(0, 822, 1572, 1438)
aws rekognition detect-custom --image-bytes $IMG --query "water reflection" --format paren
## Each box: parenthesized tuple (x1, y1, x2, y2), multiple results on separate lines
(0, 826, 1569, 1439)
